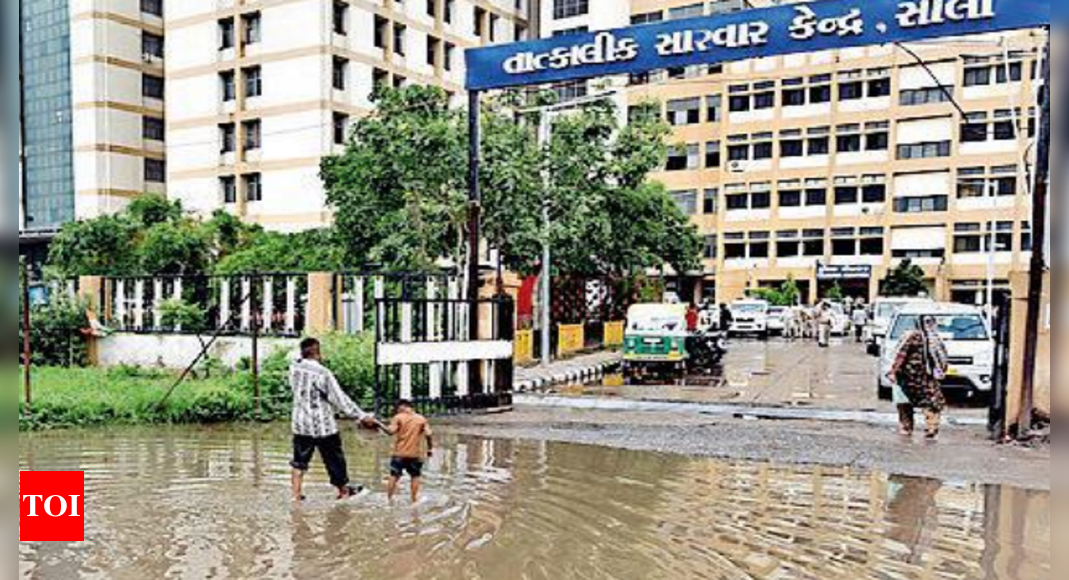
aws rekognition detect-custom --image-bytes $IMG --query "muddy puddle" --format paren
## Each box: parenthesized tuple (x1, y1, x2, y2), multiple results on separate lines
(20, 424, 1048, 579)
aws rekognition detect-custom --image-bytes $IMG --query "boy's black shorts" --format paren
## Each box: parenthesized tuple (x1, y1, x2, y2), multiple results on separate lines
(291, 434, 349, 489)
(390, 457, 424, 478)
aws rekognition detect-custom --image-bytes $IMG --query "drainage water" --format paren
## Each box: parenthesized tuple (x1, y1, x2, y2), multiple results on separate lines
(19, 425, 1048, 579)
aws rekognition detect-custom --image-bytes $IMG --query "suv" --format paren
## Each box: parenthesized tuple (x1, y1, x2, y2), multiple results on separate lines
(878, 303, 995, 402)
(867, 297, 934, 356)
(729, 299, 771, 339)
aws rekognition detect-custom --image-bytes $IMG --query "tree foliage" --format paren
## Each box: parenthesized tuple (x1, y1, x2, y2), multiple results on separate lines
(47, 195, 341, 277)
(880, 259, 929, 297)
(750, 277, 802, 306)
(322, 86, 702, 277)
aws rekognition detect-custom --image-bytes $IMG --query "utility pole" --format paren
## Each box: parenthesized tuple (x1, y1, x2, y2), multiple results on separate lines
(21, 258, 33, 411)
(1017, 30, 1050, 438)
(467, 91, 483, 391)
(538, 113, 552, 366)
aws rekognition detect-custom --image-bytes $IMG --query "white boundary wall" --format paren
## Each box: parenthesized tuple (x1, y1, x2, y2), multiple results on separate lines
(96, 333, 298, 369)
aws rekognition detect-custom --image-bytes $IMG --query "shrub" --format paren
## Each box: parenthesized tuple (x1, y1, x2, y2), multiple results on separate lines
(21, 292, 90, 368)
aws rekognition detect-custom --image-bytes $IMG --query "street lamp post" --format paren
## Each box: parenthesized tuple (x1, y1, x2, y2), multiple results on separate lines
(519, 89, 622, 366)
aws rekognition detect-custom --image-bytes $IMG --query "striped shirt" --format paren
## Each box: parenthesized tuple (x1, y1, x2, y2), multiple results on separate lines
(289, 359, 370, 438)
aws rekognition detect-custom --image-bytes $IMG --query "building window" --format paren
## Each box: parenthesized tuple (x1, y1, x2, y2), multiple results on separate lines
(752, 135, 774, 161)
(809, 74, 833, 104)
(705, 142, 721, 169)
(780, 130, 804, 158)
(427, 37, 441, 67)
(333, 58, 348, 90)
(374, 16, 389, 49)
(142, 74, 165, 99)
(243, 66, 262, 98)
(703, 189, 718, 214)
(706, 95, 722, 122)
(427, 0, 439, 19)
(704, 235, 718, 260)
(474, 7, 486, 36)
(220, 71, 236, 101)
(957, 165, 1018, 198)
(862, 181, 888, 203)
(779, 185, 802, 207)
(444, 43, 455, 71)
(837, 125, 863, 153)
(894, 196, 949, 213)
(961, 110, 1019, 143)
(803, 229, 826, 257)
(964, 56, 1025, 86)
(667, 97, 702, 126)
(666, 144, 699, 171)
(751, 189, 772, 209)
(242, 13, 262, 45)
(901, 87, 953, 106)
(221, 176, 237, 204)
(1021, 222, 1033, 251)
(244, 173, 263, 202)
(777, 231, 801, 258)
(865, 121, 890, 151)
(839, 71, 864, 101)
(445, 0, 455, 24)
(372, 68, 390, 93)
(554, 80, 587, 102)
(144, 158, 165, 182)
(142, 32, 164, 59)
(333, 1, 348, 35)
(393, 24, 406, 56)
(554, 0, 590, 19)
(142, 117, 165, 141)
(832, 228, 858, 256)
(753, 82, 776, 110)
(726, 192, 749, 211)
(672, 190, 698, 216)
(953, 223, 984, 253)
(333, 113, 349, 145)
(807, 127, 831, 156)
(727, 136, 750, 161)
(898, 141, 951, 160)
(553, 26, 588, 37)
(860, 228, 885, 255)
(141, 0, 163, 17)
(243, 120, 261, 151)
(632, 11, 664, 25)
(219, 18, 235, 50)
(220, 123, 236, 153)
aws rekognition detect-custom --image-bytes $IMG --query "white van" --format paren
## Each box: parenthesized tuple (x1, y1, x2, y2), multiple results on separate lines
(729, 299, 771, 339)
(878, 303, 995, 401)
(866, 297, 934, 355)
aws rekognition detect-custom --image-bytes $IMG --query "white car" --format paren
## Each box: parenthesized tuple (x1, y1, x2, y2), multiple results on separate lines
(867, 297, 934, 355)
(729, 299, 771, 339)
(827, 303, 850, 336)
(766, 306, 789, 335)
(878, 303, 995, 401)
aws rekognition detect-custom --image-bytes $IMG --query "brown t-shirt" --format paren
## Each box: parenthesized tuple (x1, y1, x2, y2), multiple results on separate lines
(389, 412, 432, 459)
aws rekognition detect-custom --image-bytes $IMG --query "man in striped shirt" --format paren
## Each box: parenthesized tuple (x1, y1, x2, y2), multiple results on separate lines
(290, 337, 377, 502)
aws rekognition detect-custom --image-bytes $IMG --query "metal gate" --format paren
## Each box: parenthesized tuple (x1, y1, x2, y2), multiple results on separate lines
(374, 296, 514, 416)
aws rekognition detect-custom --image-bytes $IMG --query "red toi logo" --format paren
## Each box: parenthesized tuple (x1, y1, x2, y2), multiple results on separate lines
(20, 472, 85, 542)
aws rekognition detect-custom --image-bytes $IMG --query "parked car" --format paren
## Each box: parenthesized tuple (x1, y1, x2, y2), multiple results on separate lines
(866, 297, 934, 356)
(827, 302, 851, 337)
(729, 299, 771, 339)
(766, 306, 790, 336)
(878, 303, 995, 402)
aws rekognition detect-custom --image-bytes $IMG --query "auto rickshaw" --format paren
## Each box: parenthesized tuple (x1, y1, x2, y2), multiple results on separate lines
(622, 304, 726, 383)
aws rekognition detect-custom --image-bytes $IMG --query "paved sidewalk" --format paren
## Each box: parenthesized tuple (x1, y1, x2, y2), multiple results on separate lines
(514, 351, 621, 392)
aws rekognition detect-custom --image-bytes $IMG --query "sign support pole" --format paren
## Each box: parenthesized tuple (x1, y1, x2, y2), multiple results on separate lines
(467, 91, 483, 390)
(1017, 29, 1050, 439)
(21, 258, 32, 412)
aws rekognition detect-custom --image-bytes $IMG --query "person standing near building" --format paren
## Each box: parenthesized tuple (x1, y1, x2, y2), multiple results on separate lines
(816, 302, 833, 347)
(290, 337, 378, 503)
(718, 303, 734, 333)
(886, 316, 949, 440)
(851, 303, 869, 343)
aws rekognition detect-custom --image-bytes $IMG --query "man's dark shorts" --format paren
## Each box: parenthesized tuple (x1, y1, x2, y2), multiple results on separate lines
(390, 457, 424, 479)
(291, 433, 349, 489)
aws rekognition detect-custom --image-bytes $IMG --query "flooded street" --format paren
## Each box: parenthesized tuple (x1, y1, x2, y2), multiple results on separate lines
(20, 424, 1048, 580)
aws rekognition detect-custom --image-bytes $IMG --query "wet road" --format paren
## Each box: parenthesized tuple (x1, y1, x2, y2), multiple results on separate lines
(20, 424, 1048, 580)
(580, 338, 988, 418)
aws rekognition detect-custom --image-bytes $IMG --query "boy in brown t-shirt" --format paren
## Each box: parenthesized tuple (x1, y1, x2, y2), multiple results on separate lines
(385, 400, 433, 503)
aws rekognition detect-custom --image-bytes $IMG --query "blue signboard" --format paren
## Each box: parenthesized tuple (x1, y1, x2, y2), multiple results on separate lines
(465, 0, 1049, 91)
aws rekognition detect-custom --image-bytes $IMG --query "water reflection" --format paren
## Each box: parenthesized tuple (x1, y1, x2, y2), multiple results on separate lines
(19, 425, 1048, 580)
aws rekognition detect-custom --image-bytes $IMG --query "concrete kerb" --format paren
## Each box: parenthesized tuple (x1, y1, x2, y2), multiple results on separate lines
(514, 358, 621, 393)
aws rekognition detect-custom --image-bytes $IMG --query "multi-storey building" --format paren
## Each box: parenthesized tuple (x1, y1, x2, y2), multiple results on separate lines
(19, 0, 168, 261)
(165, 0, 536, 232)
(544, 0, 1045, 305)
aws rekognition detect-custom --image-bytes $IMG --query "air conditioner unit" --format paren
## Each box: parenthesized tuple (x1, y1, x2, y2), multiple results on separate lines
(727, 160, 748, 174)
(142, 53, 160, 64)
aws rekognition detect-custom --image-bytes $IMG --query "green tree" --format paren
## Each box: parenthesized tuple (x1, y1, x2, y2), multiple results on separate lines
(880, 259, 929, 297)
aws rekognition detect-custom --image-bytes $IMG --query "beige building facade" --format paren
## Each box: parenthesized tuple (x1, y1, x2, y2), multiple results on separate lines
(164, 0, 535, 232)
(617, 0, 1046, 305)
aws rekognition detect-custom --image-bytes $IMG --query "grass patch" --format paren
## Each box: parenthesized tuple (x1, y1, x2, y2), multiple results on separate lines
(17, 333, 376, 432)
(18, 366, 268, 432)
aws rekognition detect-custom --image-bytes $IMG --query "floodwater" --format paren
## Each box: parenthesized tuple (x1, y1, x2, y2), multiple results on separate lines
(20, 425, 1048, 580)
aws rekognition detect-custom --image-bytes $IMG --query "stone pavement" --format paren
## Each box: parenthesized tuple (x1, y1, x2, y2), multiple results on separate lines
(514, 350, 621, 392)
